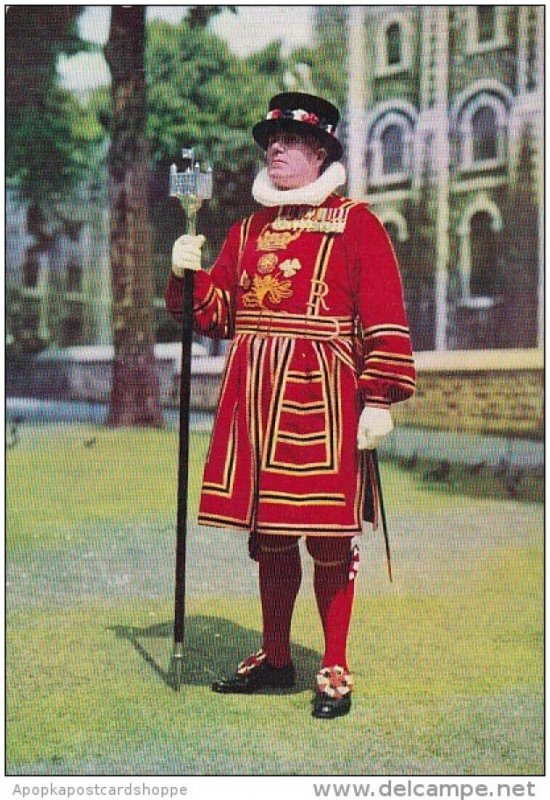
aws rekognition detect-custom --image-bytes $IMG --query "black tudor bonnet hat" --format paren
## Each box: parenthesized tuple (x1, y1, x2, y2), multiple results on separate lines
(252, 91, 343, 162)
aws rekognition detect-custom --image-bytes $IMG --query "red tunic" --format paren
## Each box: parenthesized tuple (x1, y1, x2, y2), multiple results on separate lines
(165, 193, 415, 537)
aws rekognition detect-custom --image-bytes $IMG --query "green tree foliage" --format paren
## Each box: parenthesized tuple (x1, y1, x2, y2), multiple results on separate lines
(146, 19, 288, 198)
(300, 7, 349, 112)
(86, 15, 311, 303)
(142, 19, 298, 295)
(187, 5, 237, 29)
(5, 6, 99, 203)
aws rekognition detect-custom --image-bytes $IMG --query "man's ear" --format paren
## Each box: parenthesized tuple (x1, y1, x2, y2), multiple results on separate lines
(316, 148, 328, 167)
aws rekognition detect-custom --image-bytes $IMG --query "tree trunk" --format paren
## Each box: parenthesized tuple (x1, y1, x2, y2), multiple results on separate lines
(105, 6, 163, 427)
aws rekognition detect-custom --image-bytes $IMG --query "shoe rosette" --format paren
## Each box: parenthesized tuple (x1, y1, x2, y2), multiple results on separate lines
(237, 648, 266, 675)
(316, 665, 354, 699)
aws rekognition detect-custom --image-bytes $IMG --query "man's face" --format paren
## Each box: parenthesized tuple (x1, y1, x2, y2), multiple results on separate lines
(266, 132, 327, 190)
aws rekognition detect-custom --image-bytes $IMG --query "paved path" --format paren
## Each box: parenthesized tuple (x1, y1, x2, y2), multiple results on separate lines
(8, 397, 543, 466)
(7, 500, 543, 609)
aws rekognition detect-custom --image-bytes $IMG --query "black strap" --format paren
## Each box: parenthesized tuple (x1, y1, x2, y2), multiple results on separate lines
(371, 450, 392, 582)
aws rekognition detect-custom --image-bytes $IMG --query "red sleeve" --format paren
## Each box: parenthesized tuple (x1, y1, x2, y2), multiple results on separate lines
(352, 206, 416, 406)
(164, 221, 241, 339)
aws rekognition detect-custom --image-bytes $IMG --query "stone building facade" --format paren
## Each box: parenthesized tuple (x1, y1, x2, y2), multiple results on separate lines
(6, 180, 112, 352)
(315, 6, 544, 352)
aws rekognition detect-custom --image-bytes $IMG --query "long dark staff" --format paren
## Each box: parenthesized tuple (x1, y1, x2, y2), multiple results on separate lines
(169, 150, 212, 690)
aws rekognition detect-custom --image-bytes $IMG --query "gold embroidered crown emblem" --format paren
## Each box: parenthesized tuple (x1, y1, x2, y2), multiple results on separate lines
(257, 227, 302, 252)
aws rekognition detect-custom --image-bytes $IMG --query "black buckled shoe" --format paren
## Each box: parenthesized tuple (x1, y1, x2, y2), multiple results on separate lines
(312, 666, 353, 719)
(211, 649, 296, 694)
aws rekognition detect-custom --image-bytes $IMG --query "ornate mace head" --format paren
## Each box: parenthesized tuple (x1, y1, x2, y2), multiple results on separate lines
(169, 148, 213, 234)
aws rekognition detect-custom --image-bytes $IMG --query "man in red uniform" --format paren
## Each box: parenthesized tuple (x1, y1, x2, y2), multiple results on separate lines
(165, 93, 415, 719)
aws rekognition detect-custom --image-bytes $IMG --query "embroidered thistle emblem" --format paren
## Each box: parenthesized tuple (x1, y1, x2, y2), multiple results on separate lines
(279, 258, 302, 278)
(242, 273, 293, 308)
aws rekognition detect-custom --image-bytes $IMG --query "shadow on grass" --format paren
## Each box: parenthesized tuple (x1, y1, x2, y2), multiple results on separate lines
(108, 615, 320, 694)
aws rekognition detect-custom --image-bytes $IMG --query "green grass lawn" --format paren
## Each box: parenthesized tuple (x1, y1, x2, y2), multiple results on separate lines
(6, 424, 544, 775)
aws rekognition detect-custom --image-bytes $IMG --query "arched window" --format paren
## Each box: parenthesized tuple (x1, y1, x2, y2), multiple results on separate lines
(458, 196, 503, 306)
(466, 7, 508, 53)
(386, 23, 401, 66)
(477, 6, 496, 43)
(375, 13, 413, 76)
(368, 106, 416, 186)
(469, 212, 497, 298)
(381, 124, 404, 174)
(472, 106, 498, 162)
(454, 90, 508, 171)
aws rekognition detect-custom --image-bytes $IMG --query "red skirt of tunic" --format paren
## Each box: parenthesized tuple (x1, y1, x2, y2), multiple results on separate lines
(198, 331, 370, 537)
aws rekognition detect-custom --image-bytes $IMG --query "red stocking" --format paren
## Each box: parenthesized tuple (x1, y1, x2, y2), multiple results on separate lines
(306, 536, 354, 671)
(257, 534, 302, 667)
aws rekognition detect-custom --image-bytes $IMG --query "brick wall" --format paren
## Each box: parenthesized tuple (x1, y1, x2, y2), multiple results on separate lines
(185, 348, 543, 441)
(392, 349, 543, 440)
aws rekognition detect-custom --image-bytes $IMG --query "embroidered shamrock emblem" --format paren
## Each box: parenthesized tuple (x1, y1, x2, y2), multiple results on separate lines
(278, 258, 302, 278)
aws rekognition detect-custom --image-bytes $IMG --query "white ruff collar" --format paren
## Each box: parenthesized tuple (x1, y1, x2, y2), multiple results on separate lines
(252, 162, 347, 207)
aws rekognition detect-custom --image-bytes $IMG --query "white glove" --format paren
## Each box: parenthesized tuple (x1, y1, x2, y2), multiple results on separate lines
(357, 406, 393, 450)
(171, 234, 205, 277)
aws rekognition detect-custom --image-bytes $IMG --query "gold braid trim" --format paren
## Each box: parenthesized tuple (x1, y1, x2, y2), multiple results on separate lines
(313, 557, 348, 567)
(260, 542, 301, 554)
